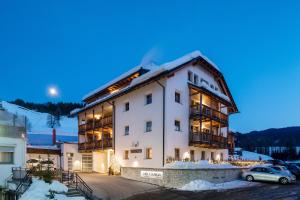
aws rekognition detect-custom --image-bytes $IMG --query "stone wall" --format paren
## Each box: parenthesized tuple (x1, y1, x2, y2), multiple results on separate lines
(121, 167, 246, 188)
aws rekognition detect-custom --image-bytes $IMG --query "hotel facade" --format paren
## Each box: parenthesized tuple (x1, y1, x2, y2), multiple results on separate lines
(73, 51, 238, 173)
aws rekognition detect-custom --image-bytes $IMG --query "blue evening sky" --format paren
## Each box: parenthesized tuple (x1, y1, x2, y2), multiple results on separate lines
(0, 1, 300, 133)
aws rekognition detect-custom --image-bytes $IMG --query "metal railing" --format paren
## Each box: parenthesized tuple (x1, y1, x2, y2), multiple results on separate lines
(62, 170, 93, 200)
(10, 169, 33, 200)
(78, 137, 113, 151)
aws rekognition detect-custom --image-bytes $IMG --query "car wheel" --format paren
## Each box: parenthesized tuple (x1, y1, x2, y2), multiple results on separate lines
(279, 177, 288, 185)
(246, 175, 254, 182)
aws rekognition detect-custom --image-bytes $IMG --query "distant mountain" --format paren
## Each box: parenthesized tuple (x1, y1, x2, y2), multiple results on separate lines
(234, 127, 300, 149)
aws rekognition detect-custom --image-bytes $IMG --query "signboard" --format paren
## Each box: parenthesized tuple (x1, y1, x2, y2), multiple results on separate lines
(140, 171, 163, 179)
(130, 149, 142, 153)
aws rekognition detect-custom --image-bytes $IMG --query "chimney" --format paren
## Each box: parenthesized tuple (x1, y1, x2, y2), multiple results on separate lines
(52, 128, 56, 145)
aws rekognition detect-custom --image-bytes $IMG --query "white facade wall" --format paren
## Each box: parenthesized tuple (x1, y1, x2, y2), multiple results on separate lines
(114, 82, 164, 168)
(61, 143, 82, 171)
(0, 136, 26, 187)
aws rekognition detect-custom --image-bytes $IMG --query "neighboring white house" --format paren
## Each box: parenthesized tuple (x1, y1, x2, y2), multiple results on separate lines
(72, 51, 238, 172)
(0, 105, 27, 187)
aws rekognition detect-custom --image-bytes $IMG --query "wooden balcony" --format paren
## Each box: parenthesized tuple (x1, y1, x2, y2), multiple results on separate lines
(190, 104, 228, 124)
(78, 138, 113, 151)
(190, 132, 228, 149)
(78, 115, 113, 134)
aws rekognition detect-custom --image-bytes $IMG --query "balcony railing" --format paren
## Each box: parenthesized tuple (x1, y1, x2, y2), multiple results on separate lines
(190, 132, 228, 149)
(190, 104, 228, 124)
(78, 138, 113, 151)
(78, 115, 113, 134)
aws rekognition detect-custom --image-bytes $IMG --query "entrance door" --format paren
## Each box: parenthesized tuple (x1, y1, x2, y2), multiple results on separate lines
(82, 154, 93, 172)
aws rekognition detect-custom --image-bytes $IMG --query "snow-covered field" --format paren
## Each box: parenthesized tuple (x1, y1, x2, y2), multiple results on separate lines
(1, 101, 78, 144)
(19, 178, 85, 200)
(180, 180, 257, 191)
(164, 160, 236, 169)
(240, 151, 272, 161)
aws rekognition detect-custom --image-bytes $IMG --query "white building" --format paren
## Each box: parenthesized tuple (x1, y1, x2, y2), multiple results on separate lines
(72, 51, 238, 172)
(0, 106, 27, 187)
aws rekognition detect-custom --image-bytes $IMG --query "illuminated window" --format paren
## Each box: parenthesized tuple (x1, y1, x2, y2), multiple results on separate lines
(124, 150, 129, 160)
(146, 148, 152, 159)
(175, 148, 180, 161)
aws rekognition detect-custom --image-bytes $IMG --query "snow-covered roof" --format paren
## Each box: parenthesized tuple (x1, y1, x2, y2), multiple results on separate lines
(74, 50, 230, 114)
(27, 145, 60, 150)
(82, 50, 221, 101)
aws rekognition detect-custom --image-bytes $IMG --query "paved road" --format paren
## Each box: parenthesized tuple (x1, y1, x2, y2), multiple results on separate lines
(127, 181, 300, 200)
(78, 173, 159, 200)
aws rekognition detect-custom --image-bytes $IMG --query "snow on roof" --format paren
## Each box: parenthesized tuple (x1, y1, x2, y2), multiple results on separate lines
(82, 50, 221, 101)
(1, 101, 77, 137)
(27, 145, 60, 150)
(82, 65, 144, 100)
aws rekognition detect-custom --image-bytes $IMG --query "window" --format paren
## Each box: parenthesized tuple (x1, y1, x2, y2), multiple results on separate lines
(190, 150, 195, 162)
(175, 148, 180, 161)
(188, 71, 193, 82)
(175, 92, 181, 103)
(124, 150, 129, 160)
(0, 147, 14, 164)
(145, 94, 152, 105)
(194, 74, 199, 85)
(221, 153, 224, 161)
(145, 121, 152, 132)
(146, 148, 152, 159)
(175, 120, 181, 131)
(211, 152, 215, 161)
(125, 126, 129, 135)
(201, 151, 206, 160)
(210, 84, 214, 89)
(124, 102, 129, 111)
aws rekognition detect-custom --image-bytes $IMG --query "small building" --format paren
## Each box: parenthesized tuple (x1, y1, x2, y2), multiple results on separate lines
(0, 106, 27, 187)
(72, 51, 238, 172)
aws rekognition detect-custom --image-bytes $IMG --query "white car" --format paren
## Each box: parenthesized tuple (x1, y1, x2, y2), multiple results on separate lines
(270, 165, 292, 175)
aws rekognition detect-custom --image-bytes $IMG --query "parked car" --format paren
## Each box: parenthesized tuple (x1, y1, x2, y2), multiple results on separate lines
(270, 165, 292, 175)
(284, 164, 300, 177)
(243, 166, 296, 184)
(265, 159, 286, 166)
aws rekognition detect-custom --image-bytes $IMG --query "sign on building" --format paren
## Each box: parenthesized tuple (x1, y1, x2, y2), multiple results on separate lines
(140, 171, 163, 179)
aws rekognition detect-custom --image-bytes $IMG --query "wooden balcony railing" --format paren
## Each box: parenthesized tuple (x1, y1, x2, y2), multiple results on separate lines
(190, 132, 228, 149)
(78, 138, 113, 151)
(78, 115, 113, 134)
(190, 104, 228, 124)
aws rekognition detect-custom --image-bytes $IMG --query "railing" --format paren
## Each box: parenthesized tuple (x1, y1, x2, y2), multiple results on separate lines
(190, 104, 228, 124)
(11, 168, 32, 200)
(62, 170, 93, 200)
(78, 115, 113, 134)
(190, 132, 228, 148)
(78, 137, 113, 151)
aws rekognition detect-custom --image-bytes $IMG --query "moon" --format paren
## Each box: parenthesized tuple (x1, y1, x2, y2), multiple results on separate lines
(48, 86, 58, 97)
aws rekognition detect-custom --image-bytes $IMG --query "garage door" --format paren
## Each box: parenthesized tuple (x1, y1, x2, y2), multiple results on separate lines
(82, 154, 93, 172)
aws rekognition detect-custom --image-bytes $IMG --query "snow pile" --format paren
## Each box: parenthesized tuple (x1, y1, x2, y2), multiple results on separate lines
(241, 151, 272, 161)
(180, 180, 256, 191)
(19, 178, 85, 200)
(49, 181, 68, 193)
(164, 160, 236, 169)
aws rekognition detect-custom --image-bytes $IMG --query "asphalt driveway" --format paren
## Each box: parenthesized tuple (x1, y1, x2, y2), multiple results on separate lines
(78, 173, 159, 200)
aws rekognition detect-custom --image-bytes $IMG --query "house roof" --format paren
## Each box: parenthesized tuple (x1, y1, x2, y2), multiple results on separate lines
(72, 51, 238, 115)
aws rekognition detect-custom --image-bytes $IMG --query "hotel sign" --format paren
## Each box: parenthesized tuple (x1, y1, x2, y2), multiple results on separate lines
(140, 171, 163, 179)
(130, 149, 142, 153)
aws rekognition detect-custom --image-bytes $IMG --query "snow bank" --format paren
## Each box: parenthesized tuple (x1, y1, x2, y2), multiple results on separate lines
(180, 180, 256, 191)
(49, 180, 68, 193)
(19, 178, 85, 200)
(164, 160, 236, 169)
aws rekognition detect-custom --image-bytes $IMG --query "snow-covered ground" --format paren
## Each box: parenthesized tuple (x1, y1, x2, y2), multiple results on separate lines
(240, 151, 272, 161)
(19, 178, 85, 200)
(1, 101, 78, 144)
(164, 160, 236, 169)
(180, 180, 257, 191)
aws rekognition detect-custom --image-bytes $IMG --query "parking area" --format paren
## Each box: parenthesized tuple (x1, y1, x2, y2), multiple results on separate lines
(127, 181, 300, 200)
(78, 173, 160, 200)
